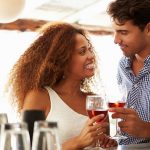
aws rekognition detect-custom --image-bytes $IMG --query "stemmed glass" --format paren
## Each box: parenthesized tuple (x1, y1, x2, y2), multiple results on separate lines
(108, 85, 128, 140)
(86, 95, 108, 148)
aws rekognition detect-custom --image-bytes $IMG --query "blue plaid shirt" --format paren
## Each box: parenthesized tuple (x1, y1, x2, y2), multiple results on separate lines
(117, 55, 150, 145)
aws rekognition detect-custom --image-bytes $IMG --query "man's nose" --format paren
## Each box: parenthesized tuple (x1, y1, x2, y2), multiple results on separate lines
(114, 33, 121, 44)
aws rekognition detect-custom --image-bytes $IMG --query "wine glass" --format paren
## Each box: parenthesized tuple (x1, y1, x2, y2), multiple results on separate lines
(86, 95, 108, 147)
(32, 121, 61, 150)
(0, 122, 30, 150)
(108, 84, 128, 140)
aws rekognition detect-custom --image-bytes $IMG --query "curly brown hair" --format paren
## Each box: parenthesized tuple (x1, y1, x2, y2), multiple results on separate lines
(107, 0, 150, 30)
(7, 22, 98, 112)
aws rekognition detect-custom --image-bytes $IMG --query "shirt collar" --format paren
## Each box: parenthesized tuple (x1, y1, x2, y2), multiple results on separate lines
(144, 55, 150, 67)
(124, 55, 150, 69)
(124, 57, 132, 69)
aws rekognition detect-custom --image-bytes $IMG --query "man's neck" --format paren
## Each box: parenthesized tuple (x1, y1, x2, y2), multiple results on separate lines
(134, 54, 145, 64)
(132, 54, 145, 75)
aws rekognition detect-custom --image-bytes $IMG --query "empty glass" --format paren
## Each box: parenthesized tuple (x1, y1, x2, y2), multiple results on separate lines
(0, 113, 8, 124)
(32, 121, 61, 150)
(22, 109, 45, 144)
(0, 122, 30, 150)
(0, 113, 8, 148)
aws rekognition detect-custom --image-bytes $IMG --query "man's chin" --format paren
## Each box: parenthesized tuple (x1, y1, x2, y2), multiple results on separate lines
(123, 52, 134, 58)
(122, 51, 130, 57)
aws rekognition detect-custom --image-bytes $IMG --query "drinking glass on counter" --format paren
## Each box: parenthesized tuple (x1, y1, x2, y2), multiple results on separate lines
(0, 122, 30, 150)
(0, 113, 8, 147)
(108, 85, 128, 140)
(86, 95, 108, 147)
(32, 121, 61, 150)
(22, 109, 45, 144)
(0, 113, 8, 124)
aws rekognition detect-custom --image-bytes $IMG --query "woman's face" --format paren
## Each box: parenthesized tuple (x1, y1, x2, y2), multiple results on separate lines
(67, 33, 95, 80)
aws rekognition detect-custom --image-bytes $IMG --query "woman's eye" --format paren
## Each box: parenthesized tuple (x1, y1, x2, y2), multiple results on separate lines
(79, 48, 86, 55)
(88, 47, 93, 53)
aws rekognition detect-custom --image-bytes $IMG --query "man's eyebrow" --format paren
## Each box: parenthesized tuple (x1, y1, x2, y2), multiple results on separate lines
(115, 29, 128, 32)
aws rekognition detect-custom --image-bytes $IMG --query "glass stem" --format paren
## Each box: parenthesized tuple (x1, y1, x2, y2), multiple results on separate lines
(116, 119, 121, 135)
(96, 139, 101, 147)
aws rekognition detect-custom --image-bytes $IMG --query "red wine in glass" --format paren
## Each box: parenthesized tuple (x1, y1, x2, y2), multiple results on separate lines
(86, 95, 108, 147)
(87, 109, 108, 122)
(108, 84, 128, 140)
(108, 101, 127, 140)
(108, 102, 126, 108)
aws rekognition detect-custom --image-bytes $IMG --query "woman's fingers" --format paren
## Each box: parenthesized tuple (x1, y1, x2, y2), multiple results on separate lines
(80, 115, 110, 147)
(87, 114, 105, 126)
(99, 135, 117, 148)
(86, 123, 108, 135)
(104, 139, 117, 148)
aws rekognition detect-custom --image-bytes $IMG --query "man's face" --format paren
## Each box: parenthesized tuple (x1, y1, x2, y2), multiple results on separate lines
(112, 20, 148, 58)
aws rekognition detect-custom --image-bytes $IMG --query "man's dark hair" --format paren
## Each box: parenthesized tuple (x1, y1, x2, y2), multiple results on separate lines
(107, 0, 150, 30)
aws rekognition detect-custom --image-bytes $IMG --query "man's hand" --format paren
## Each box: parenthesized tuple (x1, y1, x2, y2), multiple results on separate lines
(109, 108, 150, 138)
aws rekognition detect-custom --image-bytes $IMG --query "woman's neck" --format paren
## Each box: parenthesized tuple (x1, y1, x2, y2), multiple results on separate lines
(53, 78, 82, 96)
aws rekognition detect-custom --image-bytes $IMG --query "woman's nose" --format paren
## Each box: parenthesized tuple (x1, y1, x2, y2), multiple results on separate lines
(88, 51, 95, 59)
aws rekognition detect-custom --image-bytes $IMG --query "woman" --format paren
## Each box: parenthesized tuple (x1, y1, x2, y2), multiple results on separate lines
(7, 22, 117, 149)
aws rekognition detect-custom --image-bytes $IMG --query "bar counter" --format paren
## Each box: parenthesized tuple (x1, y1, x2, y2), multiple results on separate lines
(85, 143, 150, 150)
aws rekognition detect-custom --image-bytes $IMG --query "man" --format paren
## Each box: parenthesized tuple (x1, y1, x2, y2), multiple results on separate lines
(107, 0, 150, 146)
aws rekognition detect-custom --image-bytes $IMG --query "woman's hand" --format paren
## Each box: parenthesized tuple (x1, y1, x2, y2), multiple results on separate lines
(75, 114, 109, 148)
(99, 134, 117, 148)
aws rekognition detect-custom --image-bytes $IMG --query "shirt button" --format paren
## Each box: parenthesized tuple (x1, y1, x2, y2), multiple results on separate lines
(134, 84, 138, 88)
(130, 106, 134, 109)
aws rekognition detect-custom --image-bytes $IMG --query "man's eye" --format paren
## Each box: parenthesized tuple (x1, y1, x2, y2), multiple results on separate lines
(121, 31, 128, 35)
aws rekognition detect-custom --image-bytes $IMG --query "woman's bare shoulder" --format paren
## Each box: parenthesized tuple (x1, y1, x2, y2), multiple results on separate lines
(23, 88, 50, 110)
(26, 88, 49, 98)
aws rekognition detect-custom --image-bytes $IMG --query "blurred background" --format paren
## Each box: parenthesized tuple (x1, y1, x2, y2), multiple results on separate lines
(0, 0, 122, 122)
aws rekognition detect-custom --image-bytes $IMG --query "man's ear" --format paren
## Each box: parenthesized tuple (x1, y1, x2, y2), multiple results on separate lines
(145, 22, 150, 34)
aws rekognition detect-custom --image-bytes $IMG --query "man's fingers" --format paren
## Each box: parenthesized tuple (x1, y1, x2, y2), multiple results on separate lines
(112, 113, 127, 120)
(109, 107, 136, 115)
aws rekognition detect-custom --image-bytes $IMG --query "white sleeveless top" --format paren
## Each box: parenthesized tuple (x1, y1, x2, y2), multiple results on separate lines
(45, 87, 88, 144)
